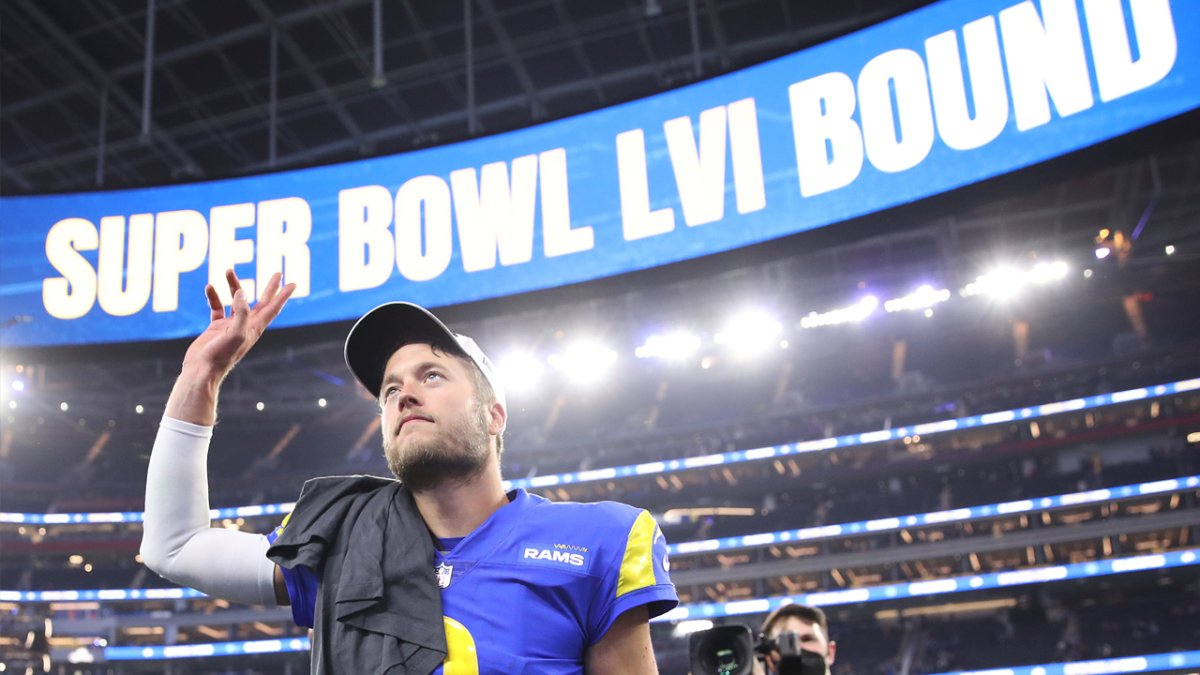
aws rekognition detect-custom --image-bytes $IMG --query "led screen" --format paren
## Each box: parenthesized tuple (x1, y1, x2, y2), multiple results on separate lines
(1, 0, 1196, 346)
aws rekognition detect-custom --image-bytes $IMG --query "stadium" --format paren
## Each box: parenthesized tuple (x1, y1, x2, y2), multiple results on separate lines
(2, 0, 1199, 673)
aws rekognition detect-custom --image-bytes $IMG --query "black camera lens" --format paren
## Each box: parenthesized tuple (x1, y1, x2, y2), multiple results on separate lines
(689, 625, 757, 675)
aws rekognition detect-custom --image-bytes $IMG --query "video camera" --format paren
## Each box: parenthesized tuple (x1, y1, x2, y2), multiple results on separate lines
(688, 624, 827, 675)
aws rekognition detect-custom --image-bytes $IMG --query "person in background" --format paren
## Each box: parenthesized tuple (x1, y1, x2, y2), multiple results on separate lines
(756, 604, 837, 675)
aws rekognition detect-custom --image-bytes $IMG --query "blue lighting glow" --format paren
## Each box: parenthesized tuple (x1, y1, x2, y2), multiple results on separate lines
(668, 475, 1200, 556)
(928, 650, 1200, 675)
(652, 548, 1200, 622)
(3, 378, 1195, 526)
(104, 637, 311, 660)
(4, 546, 1196, 607)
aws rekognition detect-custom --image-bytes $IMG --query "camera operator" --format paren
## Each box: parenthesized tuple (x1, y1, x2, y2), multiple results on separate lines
(755, 604, 837, 675)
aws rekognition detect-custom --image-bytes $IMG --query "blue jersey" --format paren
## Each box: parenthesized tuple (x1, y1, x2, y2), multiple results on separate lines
(270, 488, 677, 673)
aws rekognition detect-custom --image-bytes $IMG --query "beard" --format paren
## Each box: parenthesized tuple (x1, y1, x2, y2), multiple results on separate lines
(384, 400, 492, 492)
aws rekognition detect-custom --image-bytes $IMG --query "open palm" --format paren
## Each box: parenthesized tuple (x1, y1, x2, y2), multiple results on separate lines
(182, 269, 297, 379)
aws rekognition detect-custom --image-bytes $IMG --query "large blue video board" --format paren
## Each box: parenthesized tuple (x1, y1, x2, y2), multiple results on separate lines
(1, 0, 1196, 346)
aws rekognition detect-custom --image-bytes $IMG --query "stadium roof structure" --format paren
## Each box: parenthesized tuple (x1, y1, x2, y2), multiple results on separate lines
(1, 0, 938, 194)
(2, 0, 1200, 440)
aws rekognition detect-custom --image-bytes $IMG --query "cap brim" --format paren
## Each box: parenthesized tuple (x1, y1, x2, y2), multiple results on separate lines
(344, 302, 465, 397)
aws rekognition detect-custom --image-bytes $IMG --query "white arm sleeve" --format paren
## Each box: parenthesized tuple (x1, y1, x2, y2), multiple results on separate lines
(140, 416, 279, 606)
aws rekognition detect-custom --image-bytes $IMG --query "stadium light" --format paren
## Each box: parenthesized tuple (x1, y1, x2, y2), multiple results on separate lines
(672, 619, 714, 638)
(1027, 260, 1069, 283)
(134, 404, 145, 415)
(1166, 244, 1176, 255)
(715, 309, 783, 356)
(961, 266, 1022, 299)
(884, 285, 951, 313)
(548, 342, 617, 386)
(800, 296, 878, 328)
(960, 260, 1069, 299)
(496, 352, 546, 394)
(634, 331, 702, 362)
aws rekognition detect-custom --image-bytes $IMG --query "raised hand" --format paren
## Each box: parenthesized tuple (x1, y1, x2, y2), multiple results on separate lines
(181, 269, 297, 380)
(167, 269, 296, 425)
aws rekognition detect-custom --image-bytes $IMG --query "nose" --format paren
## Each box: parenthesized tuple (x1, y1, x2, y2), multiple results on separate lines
(399, 387, 420, 409)
(384, 380, 422, 410)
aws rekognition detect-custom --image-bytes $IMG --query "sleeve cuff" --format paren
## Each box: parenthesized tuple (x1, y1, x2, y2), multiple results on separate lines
(160, 415, 214, 439)
(591, 585, 679, 646)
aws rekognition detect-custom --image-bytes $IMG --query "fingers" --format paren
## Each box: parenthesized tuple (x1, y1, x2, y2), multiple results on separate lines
(224, 268, 243, 299)
(252, 272, 287, 310)
(258, 271, 281, 306)
(231, 286, 251, 329)
(222, 268, 249, 327)
(205, 284, 225, 322)
(256, 280, 296, 327)
(219, 270, 294, 330)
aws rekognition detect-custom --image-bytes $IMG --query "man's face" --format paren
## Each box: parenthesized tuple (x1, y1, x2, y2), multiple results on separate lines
(379, 343, 503, 491)
(761, 617, 836, 675)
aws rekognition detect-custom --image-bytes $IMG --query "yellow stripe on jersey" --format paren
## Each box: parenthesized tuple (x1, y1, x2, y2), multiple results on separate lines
(616, 510, 659, 598)
(442, 616, 479, 674)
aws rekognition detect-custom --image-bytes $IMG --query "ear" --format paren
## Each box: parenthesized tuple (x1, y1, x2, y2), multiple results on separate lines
(826, 640, 836, 666)
(487, 401, 507, 436)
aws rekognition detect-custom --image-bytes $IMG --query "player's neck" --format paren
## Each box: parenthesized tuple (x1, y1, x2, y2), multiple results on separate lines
(411, 465, 508, 539)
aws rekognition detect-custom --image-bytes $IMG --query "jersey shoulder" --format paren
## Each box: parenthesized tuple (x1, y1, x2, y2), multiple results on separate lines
(511, 491, 677, 626)
(518, 492, 649, 536)
(511, 492, 663, 572)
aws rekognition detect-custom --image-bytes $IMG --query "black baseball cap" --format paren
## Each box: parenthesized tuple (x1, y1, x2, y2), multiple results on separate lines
(344, 302, 506, 413)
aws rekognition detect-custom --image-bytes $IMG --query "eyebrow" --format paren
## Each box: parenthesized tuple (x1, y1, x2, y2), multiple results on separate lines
(380, 360, 448, 389)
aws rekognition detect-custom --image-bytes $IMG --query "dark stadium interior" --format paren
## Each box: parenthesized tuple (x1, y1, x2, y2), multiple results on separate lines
(3, 0, 1200, 673)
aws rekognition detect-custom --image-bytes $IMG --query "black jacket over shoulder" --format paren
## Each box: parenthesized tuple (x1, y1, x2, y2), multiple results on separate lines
(267, 475, 447, 675)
